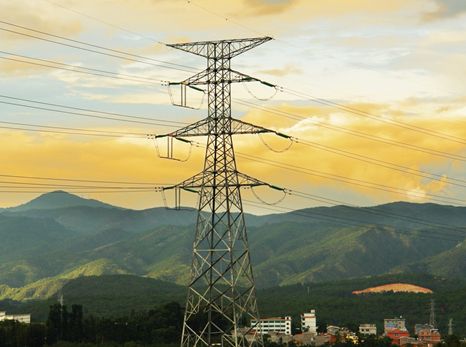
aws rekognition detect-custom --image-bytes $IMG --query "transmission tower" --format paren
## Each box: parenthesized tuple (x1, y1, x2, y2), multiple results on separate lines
(429, 298, 436, 328)
(156, 37, 287, 347)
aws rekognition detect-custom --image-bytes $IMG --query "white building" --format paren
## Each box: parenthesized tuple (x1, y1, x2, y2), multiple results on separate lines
(301, 309, 317, 333)
(384, 318, 406, 333)
(251, 316, 292, 335)
(359, 324, 377, 335)
(0, 311, 31, 324)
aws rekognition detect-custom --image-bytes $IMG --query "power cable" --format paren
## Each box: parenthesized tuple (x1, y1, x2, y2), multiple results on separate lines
(236, 151, 465, 205)
(243, 199, 464, 243)
(0, 20, 197, 72)
(282, 87, 466, 145)
(237, 99, 466, 162)
(0, 173, 170, 185)
(43, 0, 166, 45)
(0, 100, 179, 127)
(0, 51, 167, 85)
(0, 94, 188, 126)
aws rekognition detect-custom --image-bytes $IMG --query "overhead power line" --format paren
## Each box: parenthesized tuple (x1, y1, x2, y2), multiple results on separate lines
(0, 51, 167, 85)
(0, 94, 188, 126)
(0, 100, 181, 128)
(0, 173, 170, 185)
(287, 190, 466, 237)
(0, 120, 148, 137)
(235, 151, 465, 205)
(242, 199, 465, 243)
(0, 189, 156, 194)
(2, 93, 465, 201)
(43, 0, 166, 45)
(0, 22, 196, 73)
(282, 87, 466, 145)
(237, 99, 466, 162)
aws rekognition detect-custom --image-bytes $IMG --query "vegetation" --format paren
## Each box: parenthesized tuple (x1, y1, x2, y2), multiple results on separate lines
(1, 273, 465, 338)
(1, 192, 466, 299)
(0, 302, 183, 347)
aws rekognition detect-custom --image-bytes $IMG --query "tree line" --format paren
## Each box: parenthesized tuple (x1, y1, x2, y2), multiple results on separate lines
(0, 301, 183, 347)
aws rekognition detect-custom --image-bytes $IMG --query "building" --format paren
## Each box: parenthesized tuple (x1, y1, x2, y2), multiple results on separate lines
(414, 324, 434, 335)
(399, 336, 425, 347)
(0, 311, 31, 324)
(386, 329, 410, 345)
(359, 323, 377, 335)
(251, 316, 292, 336)
(384, 318, 407, 333)
(384, 318, 409, 346)
(417, 328, 441, 346)
(327, 325, 341, 336)
(301, 309, 317, 333)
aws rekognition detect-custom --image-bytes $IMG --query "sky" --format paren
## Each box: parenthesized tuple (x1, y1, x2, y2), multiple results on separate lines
(0, 0, 465, 212)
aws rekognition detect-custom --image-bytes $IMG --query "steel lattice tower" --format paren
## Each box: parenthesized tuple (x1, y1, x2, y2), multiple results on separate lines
(157, 37, 286, 347)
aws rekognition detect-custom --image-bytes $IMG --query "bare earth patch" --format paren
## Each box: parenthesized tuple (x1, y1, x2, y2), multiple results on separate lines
(352, 283, 433, 295)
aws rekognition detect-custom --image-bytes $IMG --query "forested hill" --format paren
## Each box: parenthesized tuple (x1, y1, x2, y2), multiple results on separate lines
(2, 274, 465, 336)
(0, 191, 465, 302)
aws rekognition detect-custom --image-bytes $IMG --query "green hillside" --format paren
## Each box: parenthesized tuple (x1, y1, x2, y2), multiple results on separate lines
(0, 191, 464, 298)
(1, 274, 465, 337)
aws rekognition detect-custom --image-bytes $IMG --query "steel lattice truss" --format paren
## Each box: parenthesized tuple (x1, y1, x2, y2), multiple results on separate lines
(161, 37, 280, 347)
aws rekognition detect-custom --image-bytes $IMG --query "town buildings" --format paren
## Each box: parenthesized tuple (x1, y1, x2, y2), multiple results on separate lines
(251, 316, 292, 335)
(301, 309, 317, 334)
(384, 317, 410, 345)
(359, 323, 377, 335)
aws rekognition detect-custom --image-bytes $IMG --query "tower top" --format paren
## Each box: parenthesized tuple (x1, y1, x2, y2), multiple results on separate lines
(167, 36, 272, 58)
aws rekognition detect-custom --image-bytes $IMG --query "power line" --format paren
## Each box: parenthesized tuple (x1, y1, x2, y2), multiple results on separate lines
(237, 99, 466, 162)
(0, 173, 170, 185)
(0, 120, 147, 137)
(0, 168, 464, 239)
(0, 94, 188, 126)
(0, 20, 197, 73)
(243, 199, 465, 243)
(3, 122, 463, 205)
(0, 180, 154, 189)
(282, 87, 466, 145)
(0, 99, 180, 127)
(287, 190, 466, 237)
(234, 151, 466, 205)
(185, 0, 299, 49)
(2, 96, 464, 203)
(0, 51, 167, 85)
(0, 124, 146, 138)
(296, 138, 466, 187)
(43, 0, 166, 45)
(0, 189, 156, 194)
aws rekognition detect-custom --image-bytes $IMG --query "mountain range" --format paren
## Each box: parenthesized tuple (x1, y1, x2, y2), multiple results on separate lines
(0, 190, 465, 302)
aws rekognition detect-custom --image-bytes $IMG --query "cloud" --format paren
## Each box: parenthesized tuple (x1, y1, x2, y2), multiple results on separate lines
(238, 101, 466, 204)
(242, 0, 298, 16)
(1, 97, 465, 210)
(0, 0, 82, 43)
(0, 57, 51, 76)
(259, 64, 301, 77)
(423, 0, 466, 21)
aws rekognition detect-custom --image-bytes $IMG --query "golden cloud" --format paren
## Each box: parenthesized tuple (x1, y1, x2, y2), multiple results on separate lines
(0, 0, 82, 43)
(0, 99, 465, 210)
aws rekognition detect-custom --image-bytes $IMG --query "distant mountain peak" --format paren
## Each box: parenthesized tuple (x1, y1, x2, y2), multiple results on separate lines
(9, 190, 117, 211)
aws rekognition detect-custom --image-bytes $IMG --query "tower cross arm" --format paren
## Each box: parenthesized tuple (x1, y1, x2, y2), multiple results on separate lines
(169, 69, 210, 86)
(167, 36, 273, 59)
(154, 118, 291, 138)
(168, 68, 274, 87)
(164, 170, 285, 191)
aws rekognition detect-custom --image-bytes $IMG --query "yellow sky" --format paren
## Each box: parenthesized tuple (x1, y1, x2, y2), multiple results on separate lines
(0, 0, 465, 210)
